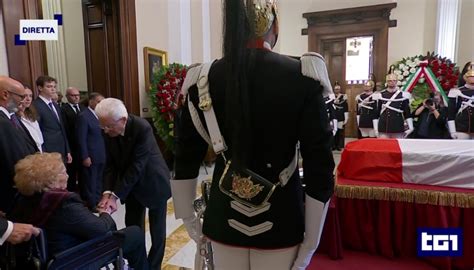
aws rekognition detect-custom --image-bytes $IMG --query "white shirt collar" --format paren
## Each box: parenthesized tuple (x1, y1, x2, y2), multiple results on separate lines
(88, 106, 98, 119)
(38, 95, 52, 105)
(0, 106, 11, 119)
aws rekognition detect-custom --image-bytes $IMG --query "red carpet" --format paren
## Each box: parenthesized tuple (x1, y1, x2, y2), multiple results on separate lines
(308, 250, 437, 270)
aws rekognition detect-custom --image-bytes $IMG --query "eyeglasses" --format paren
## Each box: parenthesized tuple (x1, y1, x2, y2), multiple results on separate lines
(7, 90, 26, 100)
(67, 94, 80, 97)
(100, 119, 120, 130)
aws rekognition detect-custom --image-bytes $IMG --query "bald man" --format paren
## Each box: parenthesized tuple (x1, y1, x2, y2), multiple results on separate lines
(62, 87, 86, 191)
(0, 76, 37, 213)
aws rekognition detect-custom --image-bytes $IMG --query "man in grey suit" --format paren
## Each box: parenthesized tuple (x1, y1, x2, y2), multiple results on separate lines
(33, 76, 72, 164)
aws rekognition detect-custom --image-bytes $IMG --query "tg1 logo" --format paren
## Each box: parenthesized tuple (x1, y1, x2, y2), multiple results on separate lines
(417, 228, 463, 257)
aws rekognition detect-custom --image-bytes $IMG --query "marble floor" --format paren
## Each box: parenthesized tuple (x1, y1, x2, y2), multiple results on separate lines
(111, 141, 350, 270)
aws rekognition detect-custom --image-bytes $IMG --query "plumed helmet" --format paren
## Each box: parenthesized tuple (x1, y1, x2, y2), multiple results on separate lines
(386, 66, 397, 81)
(365, 73, 375, 88)
(245, 0, 278, 38)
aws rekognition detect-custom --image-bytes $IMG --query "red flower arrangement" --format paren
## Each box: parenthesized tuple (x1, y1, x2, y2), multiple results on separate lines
(149, 63, 188, 152)
(425, 52, 460, 91)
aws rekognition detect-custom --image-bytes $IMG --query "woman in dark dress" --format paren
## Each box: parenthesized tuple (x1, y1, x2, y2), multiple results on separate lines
(11, 153, 149, 269)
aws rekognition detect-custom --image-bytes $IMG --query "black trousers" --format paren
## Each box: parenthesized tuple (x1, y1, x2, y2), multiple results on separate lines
(120, 226, 150, 270)
(333, 128, 345, 150)
(125, 196, 167, 270)
(79, 163, 104, 209)
(66, 159, 81, 191)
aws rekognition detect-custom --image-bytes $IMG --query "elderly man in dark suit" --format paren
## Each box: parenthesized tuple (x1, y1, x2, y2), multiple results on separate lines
(33, 76, 72, 164)
(62, 87, 86, 190)
(76, 92, 105, 210)
(95, 98, 171, 269)
(0, 76, 40, 268)
(0, 76, 37, 213)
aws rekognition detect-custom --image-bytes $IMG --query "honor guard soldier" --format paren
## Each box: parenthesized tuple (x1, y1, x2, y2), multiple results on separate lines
(324, 93, 338, 138)
(372, 67, 413, 138)
(332, 82, 348, 150)
(448, 62, 474, 139)
(170, 0, 335, 269)
(356, 74, 377, 138)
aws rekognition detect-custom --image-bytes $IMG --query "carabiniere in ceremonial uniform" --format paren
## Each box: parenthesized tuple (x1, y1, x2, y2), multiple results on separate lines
(372, 68, 413, 138)
(448, 62, 474, 139)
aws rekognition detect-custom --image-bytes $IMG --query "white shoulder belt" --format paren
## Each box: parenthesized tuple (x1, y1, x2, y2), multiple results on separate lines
(182, 62, 298, 186)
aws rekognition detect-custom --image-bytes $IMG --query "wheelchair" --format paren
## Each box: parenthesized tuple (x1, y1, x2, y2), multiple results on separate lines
(1, 230, 125, 270)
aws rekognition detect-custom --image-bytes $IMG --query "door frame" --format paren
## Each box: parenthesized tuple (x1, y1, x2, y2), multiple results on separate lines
(302, 3, 397, 87)
(82, 0, 139, 115)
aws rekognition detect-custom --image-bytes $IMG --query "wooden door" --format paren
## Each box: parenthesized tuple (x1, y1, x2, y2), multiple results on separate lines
(321, 39, 345, 86)
(1, 0, 47, 89)
(82, 0, 121, 100)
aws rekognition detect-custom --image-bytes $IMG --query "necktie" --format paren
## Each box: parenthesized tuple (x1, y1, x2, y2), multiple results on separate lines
(74, 104, 80, 114)
(10, 114, 21, 129)
(48, 102, 60, 120)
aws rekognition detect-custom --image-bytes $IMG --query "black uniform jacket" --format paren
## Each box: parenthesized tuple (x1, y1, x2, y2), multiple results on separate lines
(356, 92, 377, 128)
(375, 89, 411, 133)
(333, 94, 348, 122)
(448, 86, 474, 133)
(174, 50, 335, 249)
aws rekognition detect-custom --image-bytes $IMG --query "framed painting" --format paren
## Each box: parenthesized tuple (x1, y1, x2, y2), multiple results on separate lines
(144, 47, 168, 91)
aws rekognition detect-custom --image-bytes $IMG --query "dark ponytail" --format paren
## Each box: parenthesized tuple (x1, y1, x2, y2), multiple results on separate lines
(223, 0, 254, 170)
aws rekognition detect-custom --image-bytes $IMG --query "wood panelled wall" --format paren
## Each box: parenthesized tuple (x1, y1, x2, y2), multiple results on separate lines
(1, 0, 47, 90)
(1, 0, 139, 114)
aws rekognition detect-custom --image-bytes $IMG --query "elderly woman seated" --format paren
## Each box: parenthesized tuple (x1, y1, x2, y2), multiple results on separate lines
(11, 153, 149, 270)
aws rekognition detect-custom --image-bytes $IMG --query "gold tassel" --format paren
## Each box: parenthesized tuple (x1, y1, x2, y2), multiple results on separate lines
(335, 184, 474, 208)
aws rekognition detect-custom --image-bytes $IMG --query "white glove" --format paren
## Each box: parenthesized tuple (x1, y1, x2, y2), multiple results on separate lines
(343, 112, 349, 125)
(291, 195, 329, 270)
(332, 119, 338, 136)
(373, 119, 379, 137)
(448, 120, 457, 139)
(170, 179, 202, 243)
(404, 118, 414, 138)
(356, 115, 360, 126)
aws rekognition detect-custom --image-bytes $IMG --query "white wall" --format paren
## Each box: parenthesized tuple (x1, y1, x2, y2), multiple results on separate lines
(135, 0, 169, 117)
(61, 0, 88, 92)
(457, 0, 474, 68)
(276, 0, 438, 68)
(135, 0, 222, 117)
(0, 9, 9, 76)
(388, 0, 437, 66)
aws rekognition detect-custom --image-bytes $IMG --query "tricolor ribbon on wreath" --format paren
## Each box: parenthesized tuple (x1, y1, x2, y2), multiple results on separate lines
(402, 60, 449, 106)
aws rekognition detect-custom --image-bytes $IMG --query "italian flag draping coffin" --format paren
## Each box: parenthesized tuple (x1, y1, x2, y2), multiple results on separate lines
(337, 139, 474, 189)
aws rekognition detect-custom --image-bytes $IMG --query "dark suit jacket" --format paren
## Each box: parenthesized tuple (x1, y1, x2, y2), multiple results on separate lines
(103, 114, 171, 209)
(11, 192, 116, 256)
(0, 111, 36, 213)
(33, 98, 70, 158)
(61, 103, 86, 159)
(0, 217, 8, 240)
(76, 108, 106, 164)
